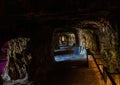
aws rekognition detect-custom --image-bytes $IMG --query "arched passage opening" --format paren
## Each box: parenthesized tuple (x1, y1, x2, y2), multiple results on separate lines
(52, 27, 88, 63)
(76, 18, 119, 73)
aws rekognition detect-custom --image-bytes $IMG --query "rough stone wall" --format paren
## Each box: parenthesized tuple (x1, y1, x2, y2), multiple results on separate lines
(98, 19, 119, 72)
(78, 18, 119, 73)
(27, 28, 55, 84)
(8, 37, 31, 80)
(1, 37, 31, 84)
(79, 29, 98, 53)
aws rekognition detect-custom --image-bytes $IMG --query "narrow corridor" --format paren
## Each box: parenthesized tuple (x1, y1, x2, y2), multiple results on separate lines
(43, 55, 105, 85)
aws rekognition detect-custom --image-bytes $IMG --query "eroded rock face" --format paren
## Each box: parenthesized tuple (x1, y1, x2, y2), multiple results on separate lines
(79, 29, 98, 53)
(1, 37, 31, 84)
(98, 19, 119, 72)
(78, 18, 119, 73)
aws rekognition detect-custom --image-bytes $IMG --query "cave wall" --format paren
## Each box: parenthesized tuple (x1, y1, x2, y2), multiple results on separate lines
(0, 28, 56, 84)
(53, 33, 60, 49)
(1, 37, 32, 84)
(0, 16, 56, 84)
(28, 27, 55, 83)
(79, 29, 98, 53)
(78, 18, 119, 72)
(98, 19, 119, 72)
(8, 37, 31, 80)
(0, 37, 31, 84)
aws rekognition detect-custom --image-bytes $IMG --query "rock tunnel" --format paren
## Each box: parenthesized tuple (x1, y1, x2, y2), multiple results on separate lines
(0, 0, 120, 85)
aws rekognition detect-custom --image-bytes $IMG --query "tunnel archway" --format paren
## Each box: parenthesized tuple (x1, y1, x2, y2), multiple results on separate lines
(52, 26, 88, 63)
(76, 18, 119, 72)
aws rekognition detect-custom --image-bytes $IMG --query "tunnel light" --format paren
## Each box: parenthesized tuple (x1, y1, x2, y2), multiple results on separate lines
(62, 36, 65, 41)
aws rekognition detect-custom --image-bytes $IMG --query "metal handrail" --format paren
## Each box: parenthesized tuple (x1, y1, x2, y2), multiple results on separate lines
(92, 54, 117, 85)
(103, 67, 117, 85)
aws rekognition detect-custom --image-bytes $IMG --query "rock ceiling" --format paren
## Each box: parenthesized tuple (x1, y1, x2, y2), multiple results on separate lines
(0, 0, 119, 47)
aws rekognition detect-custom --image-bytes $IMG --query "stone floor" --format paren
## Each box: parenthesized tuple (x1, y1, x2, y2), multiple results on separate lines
(43, 55, 105, 85)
